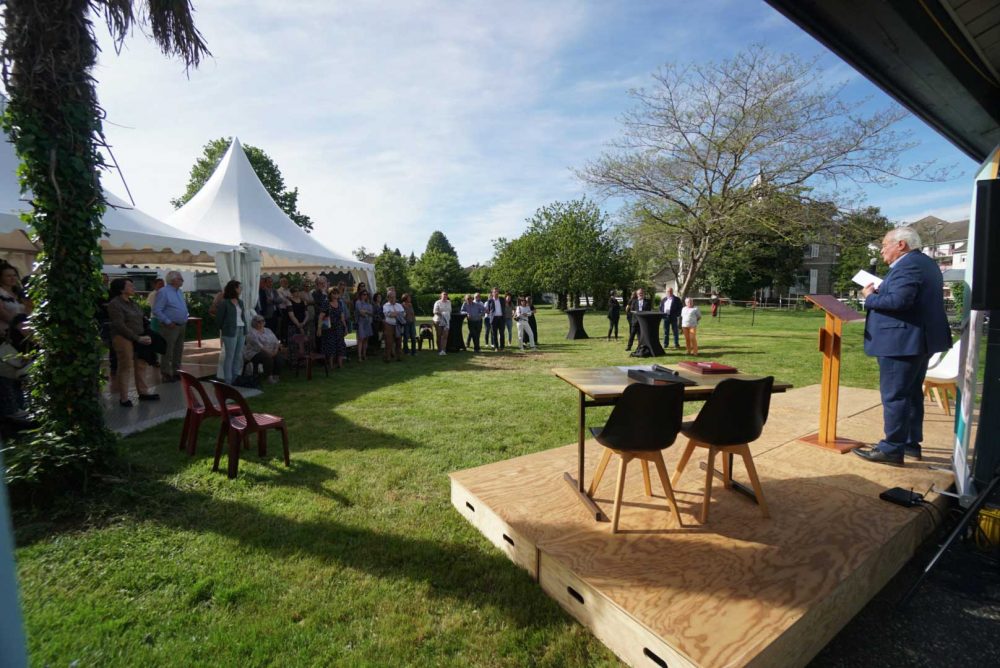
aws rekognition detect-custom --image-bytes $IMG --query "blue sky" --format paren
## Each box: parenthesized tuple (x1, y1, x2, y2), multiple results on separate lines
(94, 0, 976, 265)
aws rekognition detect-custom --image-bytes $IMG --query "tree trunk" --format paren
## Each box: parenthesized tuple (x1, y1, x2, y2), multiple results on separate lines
(2, 0, 114, 477)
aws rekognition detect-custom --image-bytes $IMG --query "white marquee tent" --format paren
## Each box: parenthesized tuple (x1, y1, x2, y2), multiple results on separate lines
(167, 137, 375, 313)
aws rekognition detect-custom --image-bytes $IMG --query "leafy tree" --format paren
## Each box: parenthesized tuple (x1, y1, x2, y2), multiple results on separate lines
(580, 46, 942, 297)
(830, 207, 894, 294)
(172, 137, 314, 233)
(491, 199, 635, 308)
(0, 1, 207, 484)
(425, 230, 458, 258)
(408, 251, 417, 267)
(353, 246, 371, 261)
(468, 264, 492, 292)
(374, 245, 411, 295)
(410, 249, 470, 294)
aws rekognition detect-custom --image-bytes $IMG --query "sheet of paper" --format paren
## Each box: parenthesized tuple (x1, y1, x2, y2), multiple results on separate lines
(852, 269, 882, 289)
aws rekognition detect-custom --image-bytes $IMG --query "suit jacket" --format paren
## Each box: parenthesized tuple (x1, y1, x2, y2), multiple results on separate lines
(863, 250, 951, 357)
(627, 298, 652, 322)
(660, 295, 682, 318)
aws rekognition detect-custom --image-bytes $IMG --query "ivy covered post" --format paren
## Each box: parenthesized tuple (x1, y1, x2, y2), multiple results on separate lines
(0, 0, 208, 484)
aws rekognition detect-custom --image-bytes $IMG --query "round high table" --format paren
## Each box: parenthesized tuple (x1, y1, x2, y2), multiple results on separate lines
(632, 311, 666, 357)
(564, 308, 589, 340)
(445, 312, 467, 353)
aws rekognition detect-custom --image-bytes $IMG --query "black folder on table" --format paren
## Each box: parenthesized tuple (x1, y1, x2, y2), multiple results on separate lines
(628, 366, 696, 386)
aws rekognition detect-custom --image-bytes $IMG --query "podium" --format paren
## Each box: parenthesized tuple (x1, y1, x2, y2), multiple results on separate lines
(800, 295, 866, 453)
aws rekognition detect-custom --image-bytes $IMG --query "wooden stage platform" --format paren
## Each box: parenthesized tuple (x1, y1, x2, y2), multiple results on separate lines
(450, 385, 955, 668)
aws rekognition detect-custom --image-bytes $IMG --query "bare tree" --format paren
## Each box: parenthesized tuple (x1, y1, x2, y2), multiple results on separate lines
(580, 46, 942, 296)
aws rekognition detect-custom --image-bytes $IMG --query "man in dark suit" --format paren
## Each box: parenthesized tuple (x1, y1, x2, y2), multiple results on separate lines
(660, 287, 682, 349)
(854, 227, 951, 466)
(625, 288, 652, 351)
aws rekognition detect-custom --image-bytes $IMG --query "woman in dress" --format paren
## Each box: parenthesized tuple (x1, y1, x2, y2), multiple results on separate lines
(244, 314, 283, 384)
(311, 276, 329, 353)
(287, 286, 311, 338)
(503, 292, 514, 346)
(106, 278, 158, 406)
(681, 297, 702, 355)
(515, 296, 536, 350)
(325, 286, 348, 369)
(354, 288, 373, 361)
(432, 291, 451, 356)
(216, 280, 247, 384)
(400, 293, 417, 356)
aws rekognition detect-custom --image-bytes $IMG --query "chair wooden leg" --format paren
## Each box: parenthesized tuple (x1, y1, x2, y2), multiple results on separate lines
(281, 426, 290, 466)
(588, 448, 613, 497)
(721, 451, 732, 489)
(932, 386, 946, 413)
(187, 414, 202, 456)
(611, 455, 630, 534)
(942, 385, 953, 416)
(672, 439, 697, 487)
(736, 444, 769, 519)
(641, 460, 652, 497)
(652, 452, 683, 527)
(701, 446, 717, 524)
(227, 430, 241, 479)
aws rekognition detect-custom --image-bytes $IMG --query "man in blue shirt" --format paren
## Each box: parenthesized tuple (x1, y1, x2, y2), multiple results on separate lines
(461, 293, 486, 352)
(153, 271, 190, 382)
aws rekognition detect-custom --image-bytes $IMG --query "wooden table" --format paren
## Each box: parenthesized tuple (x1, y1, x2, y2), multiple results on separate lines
(188, 317, 203, 348)
(552, 365, 793, 520)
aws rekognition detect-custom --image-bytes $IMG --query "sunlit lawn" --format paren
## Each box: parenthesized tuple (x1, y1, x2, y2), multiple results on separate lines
(14, 305, 878, 667)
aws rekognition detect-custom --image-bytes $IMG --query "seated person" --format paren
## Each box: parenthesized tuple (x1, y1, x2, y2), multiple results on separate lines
(244, 314, 283, 384)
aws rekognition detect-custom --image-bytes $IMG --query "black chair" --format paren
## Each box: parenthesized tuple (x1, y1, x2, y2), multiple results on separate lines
(587, 382, 685, 533)
(671, 377, 774, 523)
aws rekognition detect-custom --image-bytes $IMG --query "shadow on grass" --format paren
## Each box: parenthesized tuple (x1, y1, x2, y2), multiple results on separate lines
(241, 459, 353, 507)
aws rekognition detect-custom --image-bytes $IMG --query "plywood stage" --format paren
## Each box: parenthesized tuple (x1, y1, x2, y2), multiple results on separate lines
(450, 385, 955, 668)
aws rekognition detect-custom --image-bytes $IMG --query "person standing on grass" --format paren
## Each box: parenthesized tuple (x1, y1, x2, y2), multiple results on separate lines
(311, 276, 330, 352)
(382, 288, 405, 362)
(153, 270, 189, 383)
(607, 290, 620, 341)
(287, 286, 311, 338)
(710, 292, 720, 318)
(216, 280, 247, 384)
(325, 287, 348, 369)
(853, 226, 951, 467)
(462, 293, 486, 352)
(401, 293, 418, 356)
(354, 288, 373, 361)
(660, 287, 682, 349)
(515, 296, 536, 350)
(371, 292, 384, 352)
(433, 291, 452, 356)
(681, 297, 702, 355)
(527, 295, 538, 345)
(107, 278, 158, 407)
(503, 292, 515, 346)
(486, 288, 505, 350)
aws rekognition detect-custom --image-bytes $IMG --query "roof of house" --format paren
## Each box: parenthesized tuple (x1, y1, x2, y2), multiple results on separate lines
(908, 216, 970, 246)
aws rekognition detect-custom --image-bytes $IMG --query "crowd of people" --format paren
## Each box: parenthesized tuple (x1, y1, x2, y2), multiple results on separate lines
(608, 287, 704, 356)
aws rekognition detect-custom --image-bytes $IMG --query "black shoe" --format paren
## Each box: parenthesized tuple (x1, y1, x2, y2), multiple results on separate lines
(119, 399, 134, 408)
(138, 393, 160, 402)
(853, 446, 903, 466)
(625, 347, 632, 352)
(904, 444, 922, 460)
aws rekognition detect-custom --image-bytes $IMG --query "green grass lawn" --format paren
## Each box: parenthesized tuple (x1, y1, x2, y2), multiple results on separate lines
(14, 306, 880, 667)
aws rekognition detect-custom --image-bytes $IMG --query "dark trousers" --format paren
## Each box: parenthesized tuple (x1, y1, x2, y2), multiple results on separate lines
(528, 315, 538, 344)
(607, 317, 619, 339)
(490, 316, 505, 349)
(662, 315, 680, 347)
(248, 351, 283, 377)
(876, 354, 931, 456)
(467, 319, 483, 351)
(626, 319, 639, 349)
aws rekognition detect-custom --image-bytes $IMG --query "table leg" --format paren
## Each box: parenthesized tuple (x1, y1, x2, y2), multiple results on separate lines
(562, 390, 606, 521)
(578, 390, 585, 492)
(196, 319, 202, 348)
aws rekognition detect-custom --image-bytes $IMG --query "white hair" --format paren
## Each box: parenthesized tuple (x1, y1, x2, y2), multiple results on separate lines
(888, 226, 922, 250)
(165, 270, 182, 282)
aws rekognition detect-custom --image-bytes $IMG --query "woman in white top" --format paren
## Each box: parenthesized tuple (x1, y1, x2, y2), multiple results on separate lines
(432, 291, 451, 356)
(680, 297, 702, 355)
(381, 288, 405, 362)
(515, 296, 536, 350)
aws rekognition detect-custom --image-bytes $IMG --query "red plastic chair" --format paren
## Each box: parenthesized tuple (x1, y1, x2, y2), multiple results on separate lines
(178, 370, 242, 457)
(207, 380, 290, 479)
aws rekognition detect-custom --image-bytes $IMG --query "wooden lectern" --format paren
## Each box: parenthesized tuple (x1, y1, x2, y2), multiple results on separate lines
(800, 295, 866, 453)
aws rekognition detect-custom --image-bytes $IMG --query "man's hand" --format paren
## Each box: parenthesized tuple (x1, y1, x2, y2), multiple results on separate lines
(861, 283, 876, 299)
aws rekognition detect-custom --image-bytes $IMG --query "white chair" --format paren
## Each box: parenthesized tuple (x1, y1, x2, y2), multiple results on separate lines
(924, 344, 959, 415)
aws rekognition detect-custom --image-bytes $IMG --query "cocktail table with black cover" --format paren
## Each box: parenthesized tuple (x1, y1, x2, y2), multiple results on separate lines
(446, 312, 467, 353)
(564, 308, 589, 340)
(632, 311, 666, 357)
